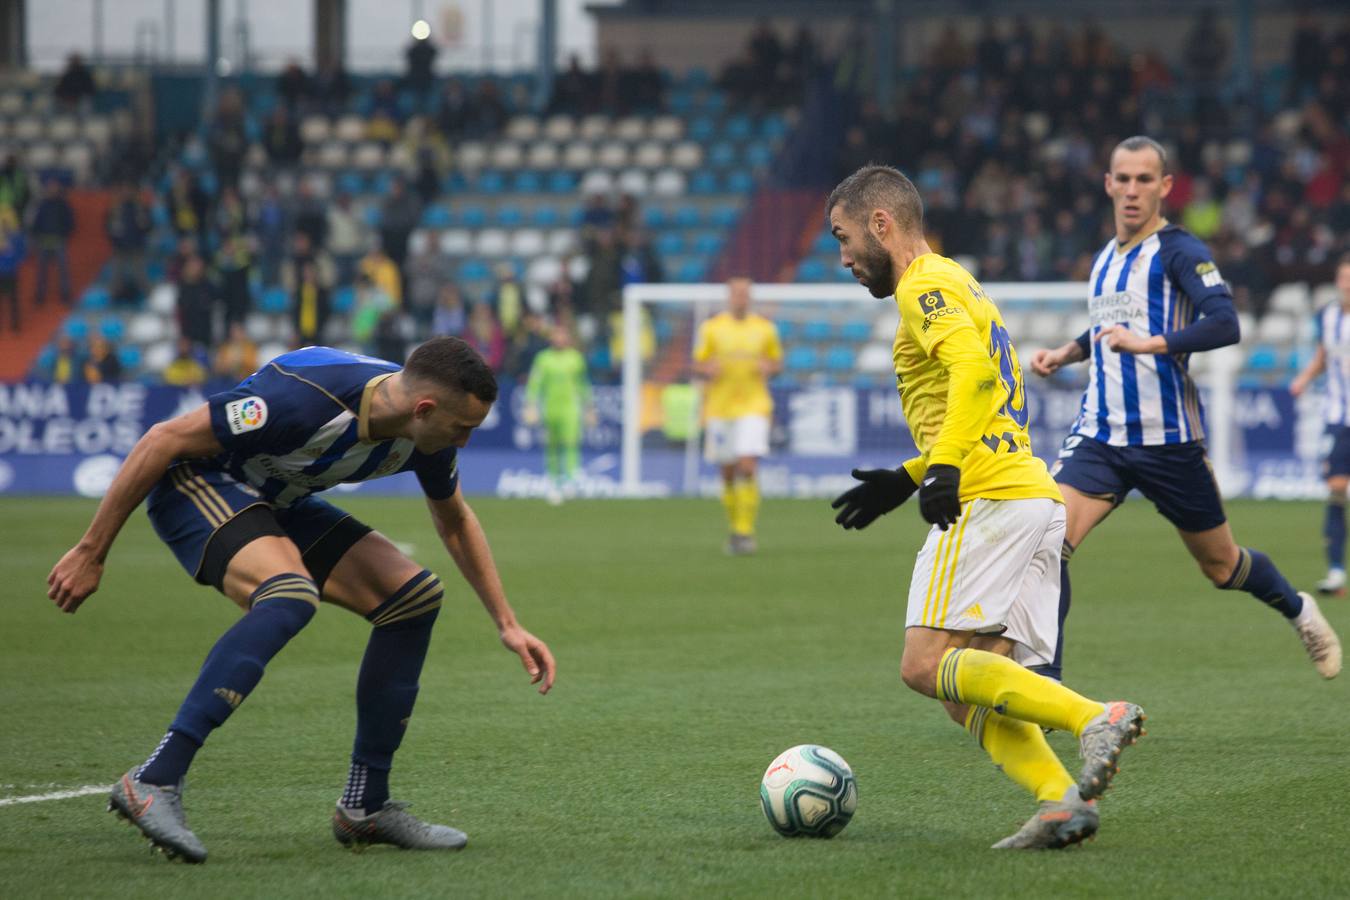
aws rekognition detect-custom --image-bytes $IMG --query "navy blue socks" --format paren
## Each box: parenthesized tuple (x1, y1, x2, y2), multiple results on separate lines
(341, 570, 444, 813)
(1221, 547, 1304, 620)
(1324, 496, 1346, 572)
(138, 574, 318, 786)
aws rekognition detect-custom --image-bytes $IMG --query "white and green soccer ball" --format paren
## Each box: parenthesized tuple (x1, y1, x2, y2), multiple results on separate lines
(759, 744, 857, 838)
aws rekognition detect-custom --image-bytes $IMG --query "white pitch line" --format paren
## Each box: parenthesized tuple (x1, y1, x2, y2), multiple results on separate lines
(0, 785, 111, 807)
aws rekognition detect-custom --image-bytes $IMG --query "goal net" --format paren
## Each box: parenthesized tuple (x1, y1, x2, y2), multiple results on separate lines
(620, 282, 1242, 498)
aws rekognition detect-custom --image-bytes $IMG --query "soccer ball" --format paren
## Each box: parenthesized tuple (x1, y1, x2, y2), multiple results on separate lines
(759, 744, 857, 838)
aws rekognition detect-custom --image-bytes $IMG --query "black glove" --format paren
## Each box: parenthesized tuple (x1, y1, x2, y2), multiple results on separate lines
(918, 464, 962, 530)
(830, 467, 918, 530)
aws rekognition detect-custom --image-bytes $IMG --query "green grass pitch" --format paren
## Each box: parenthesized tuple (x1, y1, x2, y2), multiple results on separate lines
(2, 496, 1348, 898)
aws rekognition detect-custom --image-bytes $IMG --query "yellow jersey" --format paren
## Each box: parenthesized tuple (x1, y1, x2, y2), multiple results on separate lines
(893, 254, 1061, 503)
(693, 312, 782, 419)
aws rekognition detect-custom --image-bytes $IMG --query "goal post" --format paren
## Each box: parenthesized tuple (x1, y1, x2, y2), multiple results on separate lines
(620, 281, 1241, 498)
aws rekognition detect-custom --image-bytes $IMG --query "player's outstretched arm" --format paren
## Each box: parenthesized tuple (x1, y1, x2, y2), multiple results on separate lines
(426, 488, 556, 694)
(830, 467, 918, 530)
(1290, 344, 1326, 398)
(47, 404, 223, 614)
(1029, 333, 1089, 377)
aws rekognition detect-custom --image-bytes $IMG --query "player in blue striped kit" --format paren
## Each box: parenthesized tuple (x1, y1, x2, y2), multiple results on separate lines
(1291, 255, 1350, 595)
(1030, 136, 1341, 682)
(46, 338, 556, 862)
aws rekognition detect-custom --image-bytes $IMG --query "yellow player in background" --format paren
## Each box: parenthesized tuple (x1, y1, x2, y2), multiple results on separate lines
(692, 276, 783, 555)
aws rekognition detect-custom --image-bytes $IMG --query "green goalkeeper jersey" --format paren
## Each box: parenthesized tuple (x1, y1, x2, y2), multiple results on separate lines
(526, 347, 591, 416)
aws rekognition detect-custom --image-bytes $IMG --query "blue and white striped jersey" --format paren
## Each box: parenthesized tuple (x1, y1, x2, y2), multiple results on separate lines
(204, 346, 459, 507)
(1315, 304, 1350, 426)
(1073, 225, 1231, 446)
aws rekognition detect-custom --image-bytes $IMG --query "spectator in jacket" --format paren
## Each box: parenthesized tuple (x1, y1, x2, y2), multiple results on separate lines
(31, 178, 74, 307)
(105, 183, 153, 305)
(83, 336, 123, 383)
(176, 253, 218, 350)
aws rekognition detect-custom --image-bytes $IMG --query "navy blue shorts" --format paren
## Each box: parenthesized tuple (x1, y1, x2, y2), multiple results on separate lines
(1049, 434, 1227, 533)
(146, 461, 372, 590)
(1324, 426, 1350, 478)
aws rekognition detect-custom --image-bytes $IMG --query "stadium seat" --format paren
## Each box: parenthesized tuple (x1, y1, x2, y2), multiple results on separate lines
(495, 205, 525, 227)
(726, 171, 754, 194)
(260, 286, 289, 314)
(457, 141, 489, 170)
(459, 259, 492, 281)
(802, 320, 833, 342)
(458, 205, 487, 228)
(858, 343, 894, 373)
(650, 169, 686, 197)
(709, 204, 740, 228)
(128, 312, 168, 343)
(527, 256, 563, 286)
(825, 345, 857, 371)
(786, 346, 819, 371)
(99, 317, 125, 341)
(439, 229, 473, 255)
(839, 320, 871, 343)
(1257, 313, 1297, 344)
(330, 286, 354, 314)
(144, 340, 175, 372)
(580, 170, 615, 194)
(526, 142, 560, 170)
(656, 232, 686, 256)
(675, 258, 705, 283)
(491, 143, 524, 170)
(510, 229, 546, 256)
(708, 142, 737, 168)
(692, 231, 724, 256)
(649, 116, 683, 141)
(617, 169, 650, 195)
(513, 171, 543, 193)
(563, 141, 595, 170)
(421, 204, 453, 228)
(476, 171, 507, 193)
(1268, 283, 1310, 316)
(547, 230, 577, 255)
(117, 344, 142, 372)
(672, 205, 702, 229)
(505, 115, 540, 141)
(724, 115, 753, 141)
(666, 90, 694, 115)
(1246, 344, 1280, 371)
(548, 171, 578, 193)
(745, 142, 774, 169)
(597, 141, 629, 169)
(643, 206, 667, 229)
(812, 231, 837, 254)
(475, 229, 510, 256)
(688, 117, 716, 143)
(689, 171, 719, 194)
(760, 115, 790, 141)
(634, 142, 666, 169)
(531, 206, 561, 228)
(80, 287, 110, 310)
(615, 117, 647, 141)
(579, 115, 611, 141)
(63, 318, 88, 340)
(670, 142, 704, 170)
(543, 115, 576, 142)
(774, 320, 797, 341)
(336, 171, 367, 194)
(795, 259, 828, 282)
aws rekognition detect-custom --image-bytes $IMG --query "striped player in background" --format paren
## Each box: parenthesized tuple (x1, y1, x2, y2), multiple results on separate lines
(693, 276, 783, 555)
(1030, 136, 1341, 681)
(1290, 254, 1350, 595)
(46, 338, 556, 863)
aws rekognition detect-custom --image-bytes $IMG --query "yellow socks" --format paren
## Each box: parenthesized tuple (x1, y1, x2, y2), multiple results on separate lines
(937, 648, 1104, 736)
(965, 706, 1075, 803)
(732, 479, 759, 536)
(721, 482, 739, 532)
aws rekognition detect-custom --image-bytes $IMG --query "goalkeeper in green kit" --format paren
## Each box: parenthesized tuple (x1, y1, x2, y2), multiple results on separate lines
(524, 322, 594, 502)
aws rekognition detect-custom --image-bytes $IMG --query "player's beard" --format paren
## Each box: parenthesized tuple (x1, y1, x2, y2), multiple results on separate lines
(853, 231, 896, 299)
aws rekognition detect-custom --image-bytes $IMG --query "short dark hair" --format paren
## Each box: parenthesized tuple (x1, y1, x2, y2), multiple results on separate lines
(826, 164, 924, 234)
(1111, 136, 1169, 174)
(403, 336, 498, 403)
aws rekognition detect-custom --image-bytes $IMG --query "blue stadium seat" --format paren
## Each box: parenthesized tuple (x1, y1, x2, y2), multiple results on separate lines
(421, 204, 453, 228)
(531, 206, 560, 228)
(709, 204, 739, 228)
(495, 205, 525, 227)
(587, 345, 611, 371)
(260, 286, 289, 314)
(689, 171, 720, 194)
(726, 171, 754, 194)
(459, 259, 491, 281)
(333, 285, 356, 313)
(1246, 345, 1280, 371)
(667, 91, 694, 115)
(745, 142, 774, 168)
(774, 319, 797, 341)
(802, 320, 833, 342)
(653, 317, 675, 342)
(825, 345, 857, 371)
(795, 259, 828, 282)
(839, 321, 871, 343)
(81, 287, 110, 310)
(656, 232, 686, 256)
(459, 205, 488, 228)
(362, 205, 382, 228)
(643, 206, 667, 229)
(63, 318, 88, 340)
(681, 68, 711, 89)
(146, 260, 165, 282)
(477, 171, 506, 193)
(548, 171, 578, 194)
(830, 262, 856, 282)
(673, 205, 702, 228)
(723, 115, 753, 141)
(708, 142, 737, 168)
(118, 344, 142, 371)
(785, 346, 819, 371)
(100, 317, 125, 341)
(761, 115, 789, 141)
(513, 171, 543, 193)
(688, 117, 716, 142)
(675, 258, 705, 283)
(692, 231, 724, 256)
(812, 231, 837, 254)
(337, 171, 367, 195)
(151, 203, 171, 228)
(700, 92, 727, 114)
(35, 343, 56, 372)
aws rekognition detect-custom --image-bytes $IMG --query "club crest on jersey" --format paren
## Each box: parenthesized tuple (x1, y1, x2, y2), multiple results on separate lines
(1195, 261, 1224, 288)
(917, 290, 946, 312)
(225, 396, 268, 434)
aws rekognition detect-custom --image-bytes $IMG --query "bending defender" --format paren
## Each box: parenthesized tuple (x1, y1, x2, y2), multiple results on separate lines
(47, 338, 557, 863)
(1290, 254, 1350, 596)
(1030, 136, 1340, 681)
(827, 165, 1145, 850)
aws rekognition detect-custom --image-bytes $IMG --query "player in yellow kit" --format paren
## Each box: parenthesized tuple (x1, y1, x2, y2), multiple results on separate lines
(826, 165, 1145, 849)
(693, 276, 783, 555)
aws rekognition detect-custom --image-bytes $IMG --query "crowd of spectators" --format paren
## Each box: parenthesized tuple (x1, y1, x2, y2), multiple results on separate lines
(831, 16, 1350, 314)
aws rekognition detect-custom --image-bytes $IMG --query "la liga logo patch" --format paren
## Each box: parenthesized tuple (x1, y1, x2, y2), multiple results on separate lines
(225, 396, 268, 434)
